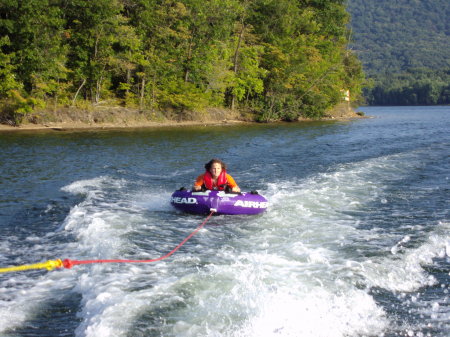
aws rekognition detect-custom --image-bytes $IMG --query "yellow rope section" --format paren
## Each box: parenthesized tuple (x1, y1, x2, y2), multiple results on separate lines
(0, 259, 63, 273)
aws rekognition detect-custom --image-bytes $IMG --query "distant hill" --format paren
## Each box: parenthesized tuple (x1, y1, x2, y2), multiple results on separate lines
(346, 0, 450, 105)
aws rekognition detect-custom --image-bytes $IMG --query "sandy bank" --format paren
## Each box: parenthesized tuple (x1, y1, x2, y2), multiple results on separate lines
(0, 119, 251, 132)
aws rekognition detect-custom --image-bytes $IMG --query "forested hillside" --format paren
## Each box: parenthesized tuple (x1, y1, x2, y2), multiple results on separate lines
(0, 0, 363, 125)
(347, 0, 450, 105)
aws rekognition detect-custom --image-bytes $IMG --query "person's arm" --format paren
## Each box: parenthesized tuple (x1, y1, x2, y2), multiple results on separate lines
(192, 174, 204, 191)
(226, 174, 240, 193)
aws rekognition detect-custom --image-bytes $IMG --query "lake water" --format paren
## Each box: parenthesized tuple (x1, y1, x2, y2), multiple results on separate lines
(0, 106, 449, 337)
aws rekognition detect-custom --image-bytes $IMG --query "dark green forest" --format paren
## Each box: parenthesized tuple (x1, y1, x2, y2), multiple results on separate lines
(0, 0, 363, 125)
(347, 0, 450, 105)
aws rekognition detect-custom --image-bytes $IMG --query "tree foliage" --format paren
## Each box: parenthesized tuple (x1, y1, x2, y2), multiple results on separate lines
(0, 0, 363, 124)
(347, 0, 450, 105)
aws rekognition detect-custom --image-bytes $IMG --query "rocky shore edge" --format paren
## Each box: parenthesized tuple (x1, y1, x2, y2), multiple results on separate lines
(0, 103, 365, 132)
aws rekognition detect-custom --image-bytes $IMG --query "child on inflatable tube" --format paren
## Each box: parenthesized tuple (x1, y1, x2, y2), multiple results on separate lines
(192, 159, 241, 193)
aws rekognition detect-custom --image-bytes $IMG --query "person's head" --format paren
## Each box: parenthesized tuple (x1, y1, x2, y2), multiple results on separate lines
(205, 159, 227, 178)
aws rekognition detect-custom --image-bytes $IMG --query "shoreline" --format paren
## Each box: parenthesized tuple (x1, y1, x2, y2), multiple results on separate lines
(0, 103, 365, 133)
(0, 119, 251, 132)
(0, 116, 366, 133)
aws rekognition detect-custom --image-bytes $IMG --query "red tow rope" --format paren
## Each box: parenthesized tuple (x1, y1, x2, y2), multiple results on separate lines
(62, 210, 215, 269)
(0, 211, 215, 273)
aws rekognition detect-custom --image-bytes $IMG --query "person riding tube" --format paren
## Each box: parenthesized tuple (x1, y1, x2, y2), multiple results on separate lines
(193, 159, 240, 193)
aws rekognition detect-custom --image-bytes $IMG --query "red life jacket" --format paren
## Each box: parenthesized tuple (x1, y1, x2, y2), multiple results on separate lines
(203, 170, 228, 190)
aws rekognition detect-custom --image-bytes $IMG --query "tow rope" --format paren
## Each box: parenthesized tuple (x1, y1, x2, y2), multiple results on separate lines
(0, 210, 215, 274)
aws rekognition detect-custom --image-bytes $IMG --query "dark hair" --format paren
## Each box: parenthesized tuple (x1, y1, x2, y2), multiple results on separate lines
(204, 158, 227, 171)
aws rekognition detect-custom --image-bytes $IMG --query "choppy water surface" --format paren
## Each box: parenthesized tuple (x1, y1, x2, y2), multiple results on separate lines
(0, 106, 449, 337)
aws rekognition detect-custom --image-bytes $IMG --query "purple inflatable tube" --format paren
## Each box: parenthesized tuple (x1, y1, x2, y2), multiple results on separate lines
(171, 189, 268, 215)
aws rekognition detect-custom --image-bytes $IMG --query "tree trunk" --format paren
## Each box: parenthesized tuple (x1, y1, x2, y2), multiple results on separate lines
(71, 78, 86, 106)
(95, 75, 103, 104)
(140, 77, 146, 111)
(150, 73, 156, 113)
(231, 23, 245, 111)
(126, 68, 131, 96)
(184, 38, 193, 83)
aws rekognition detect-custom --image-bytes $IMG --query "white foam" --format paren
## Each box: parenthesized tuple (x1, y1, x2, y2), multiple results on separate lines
(240, 288, 387, 337)
(2, 147, 447, 336)
(73, 269, 155, 337)
(0, 176, 152, 335)
(61, 176, 113, 195)
(63, 152, 446, 336)
(0, 270, 76, 333)
(131, 190, 173, 212)
(59, 178, 189, 337)
(361, 221, 450, 292)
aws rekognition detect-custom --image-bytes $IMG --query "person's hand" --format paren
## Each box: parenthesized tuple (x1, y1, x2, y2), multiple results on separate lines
(232, 186, 241, 193)
(192, 185, 201, 191)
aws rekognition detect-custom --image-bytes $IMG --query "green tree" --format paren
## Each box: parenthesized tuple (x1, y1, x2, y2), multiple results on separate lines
(248, 0, 359, 120)
(0, 36, 19, 98)
(0, 0, 66, 97)
(0, 0, 366, 124)
(65, 0, 123, 104)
